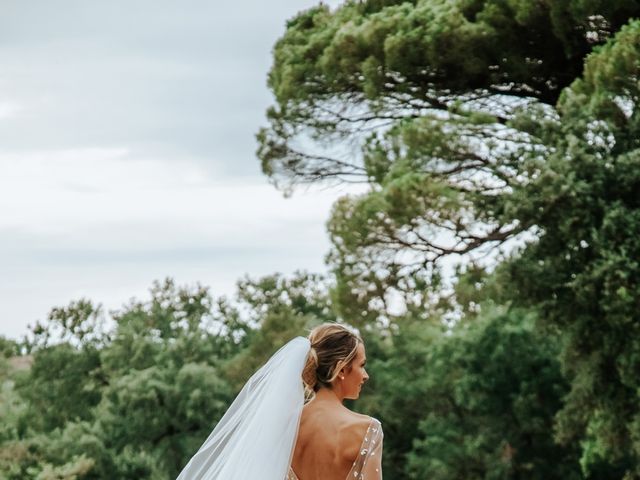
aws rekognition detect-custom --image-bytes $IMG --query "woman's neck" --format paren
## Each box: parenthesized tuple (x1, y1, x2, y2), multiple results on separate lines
(314, 386, 344, 404)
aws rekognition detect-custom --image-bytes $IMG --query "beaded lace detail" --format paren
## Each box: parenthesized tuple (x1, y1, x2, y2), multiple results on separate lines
(287, 417, 383, 480)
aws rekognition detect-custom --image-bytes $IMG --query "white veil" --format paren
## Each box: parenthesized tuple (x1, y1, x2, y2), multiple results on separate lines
(177, 336, 310, 480)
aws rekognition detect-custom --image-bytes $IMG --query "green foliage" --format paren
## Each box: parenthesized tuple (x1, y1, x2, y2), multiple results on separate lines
(0, 273, 339, 479)
(267, 0, 632, 107)
(2, 272, 590, 479)
(0, 337, 20, 358)
(258, 0, 640, 188)
(346, 307, 581, 479)
(505, 21, 640, 477)
(16, 344, 102, 432)
(259, 1, 640, 478)
(404, 309, 580, 480)
(0, 279, 247, 479)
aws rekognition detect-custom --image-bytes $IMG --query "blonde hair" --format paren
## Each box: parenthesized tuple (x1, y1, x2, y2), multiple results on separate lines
(302, 322, 363, 402)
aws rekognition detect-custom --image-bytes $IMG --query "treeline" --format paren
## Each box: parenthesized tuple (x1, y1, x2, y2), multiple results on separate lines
(0, 274, 580, 479)
(3, 0, 640, 478)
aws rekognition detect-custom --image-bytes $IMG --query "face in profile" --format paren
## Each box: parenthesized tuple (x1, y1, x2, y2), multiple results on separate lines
(341, 342, 369, 400)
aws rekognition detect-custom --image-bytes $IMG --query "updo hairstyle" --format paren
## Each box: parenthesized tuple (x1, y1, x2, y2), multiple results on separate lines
(302, 322, 363, 401)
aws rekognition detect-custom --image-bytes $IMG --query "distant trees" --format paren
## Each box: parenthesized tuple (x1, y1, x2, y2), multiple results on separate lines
(0, 279, 244, 479)
(0, 274, 336, 479)
(1, 273, 582, 479)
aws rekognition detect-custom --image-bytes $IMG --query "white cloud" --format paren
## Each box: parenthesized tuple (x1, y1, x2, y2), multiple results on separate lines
(0, 147, 337, 241)
(0, 101, 22, 120)
(0, 147, 361, 339)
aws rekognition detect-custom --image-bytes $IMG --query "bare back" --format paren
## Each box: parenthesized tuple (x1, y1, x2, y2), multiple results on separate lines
(290, 400, 371, 480)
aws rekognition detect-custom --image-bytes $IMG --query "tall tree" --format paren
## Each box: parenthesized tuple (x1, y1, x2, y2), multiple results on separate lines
(258, 0, 640, 320)
(507, 21, 640, 476)
(260, 1, 640, 476)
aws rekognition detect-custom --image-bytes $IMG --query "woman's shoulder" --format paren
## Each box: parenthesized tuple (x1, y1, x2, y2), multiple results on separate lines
(335, 414, 376, 465)
(300, 402, 382, 443)
(355, 415, 383, 442)
(340, 413, 382, 453)
(347, 412, 382, 431)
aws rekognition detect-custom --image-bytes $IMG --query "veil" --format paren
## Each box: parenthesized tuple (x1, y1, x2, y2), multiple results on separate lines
(176, 336, 311, 480)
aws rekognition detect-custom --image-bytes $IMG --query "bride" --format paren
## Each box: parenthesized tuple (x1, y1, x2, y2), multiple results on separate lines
(177, 322, 384, 479)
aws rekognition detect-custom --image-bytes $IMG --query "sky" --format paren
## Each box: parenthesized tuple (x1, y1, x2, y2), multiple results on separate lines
(0, 0, 350, 339)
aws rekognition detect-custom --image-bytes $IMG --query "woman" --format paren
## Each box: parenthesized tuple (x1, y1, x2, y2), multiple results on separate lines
(176, 322, 383, 480)
(288, 323, 383, 479)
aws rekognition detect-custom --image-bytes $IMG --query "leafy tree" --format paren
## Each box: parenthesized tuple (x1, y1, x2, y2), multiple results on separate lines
(505, 20, 640, 477)
(260, 2, 640, 476)
(354, 286, 580, 480)
(1, 279, 247, 479)
(402, 309, 581, 480)
(15, 300, 105, 433)
(258, 0, 640, 324)
(0, 337, 19, 358)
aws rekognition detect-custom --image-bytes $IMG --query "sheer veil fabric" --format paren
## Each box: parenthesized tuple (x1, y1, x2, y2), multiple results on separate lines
(176, 336, 310, 480)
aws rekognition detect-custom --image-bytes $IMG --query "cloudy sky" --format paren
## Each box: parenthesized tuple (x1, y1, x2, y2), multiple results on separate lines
(0, 0, 351, 339)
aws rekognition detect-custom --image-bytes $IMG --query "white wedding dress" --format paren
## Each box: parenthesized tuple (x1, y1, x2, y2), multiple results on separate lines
(176, 337, 384, 480)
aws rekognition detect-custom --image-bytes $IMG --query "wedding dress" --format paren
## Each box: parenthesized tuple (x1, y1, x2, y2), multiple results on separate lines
(176, 336, 384, 480)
